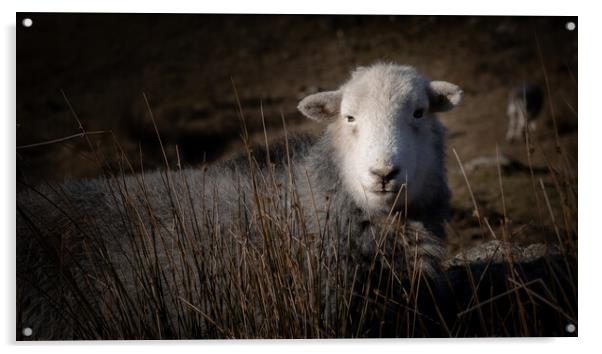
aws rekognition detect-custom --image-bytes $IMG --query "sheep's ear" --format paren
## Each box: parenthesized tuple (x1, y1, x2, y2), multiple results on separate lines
(428, 81, 463, 112)
(297, 91, 342, 122)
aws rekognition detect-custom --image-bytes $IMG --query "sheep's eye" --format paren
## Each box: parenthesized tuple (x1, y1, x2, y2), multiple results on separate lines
(345, 115, 355, 123)
(413, 109, 424, 119)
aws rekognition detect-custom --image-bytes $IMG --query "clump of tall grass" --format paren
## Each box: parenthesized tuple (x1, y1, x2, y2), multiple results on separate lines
(16, 86, 576, 340)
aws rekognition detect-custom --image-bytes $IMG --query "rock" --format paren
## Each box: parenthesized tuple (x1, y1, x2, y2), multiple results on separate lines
(433, 240, 576, 336)
(463, 154, 512, 172)
(460, 154, 549, 175)
(444, 240, 561, 268)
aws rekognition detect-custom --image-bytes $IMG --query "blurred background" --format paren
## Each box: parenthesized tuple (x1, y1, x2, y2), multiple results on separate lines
(16, 14, 577, 252)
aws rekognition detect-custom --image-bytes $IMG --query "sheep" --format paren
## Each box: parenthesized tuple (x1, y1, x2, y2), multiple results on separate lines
(16, 62, 463, 339)
(505, 83, 544, 141)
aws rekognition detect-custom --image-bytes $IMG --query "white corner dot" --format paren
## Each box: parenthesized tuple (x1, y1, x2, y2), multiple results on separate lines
(566, 22, 576, 31)
(22, 18, 33, 28)
(22, 327, 33, 336)
(566, 323, 576, 333)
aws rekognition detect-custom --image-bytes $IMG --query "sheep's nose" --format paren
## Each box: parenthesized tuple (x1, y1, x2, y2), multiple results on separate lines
(370, 166, 400, 183)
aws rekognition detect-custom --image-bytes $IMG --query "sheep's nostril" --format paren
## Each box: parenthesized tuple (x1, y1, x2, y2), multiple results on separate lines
(386, 167, 400, 180)
(370, 166, 400, 183)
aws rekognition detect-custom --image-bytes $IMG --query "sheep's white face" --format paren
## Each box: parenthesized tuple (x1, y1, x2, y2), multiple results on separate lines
(336, 73, 432, 212)
(298, 64, 462, 214)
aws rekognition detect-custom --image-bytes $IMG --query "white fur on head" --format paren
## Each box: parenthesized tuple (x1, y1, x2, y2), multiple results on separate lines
(298, 63, 462, 214)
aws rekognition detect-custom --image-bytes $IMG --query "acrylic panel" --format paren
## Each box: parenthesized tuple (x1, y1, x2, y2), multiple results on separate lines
(16, 13, 578, 340)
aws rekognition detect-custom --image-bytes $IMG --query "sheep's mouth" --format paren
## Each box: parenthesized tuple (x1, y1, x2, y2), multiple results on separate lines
(370, 189, 399, 196)
(363, 183, 402, 197)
